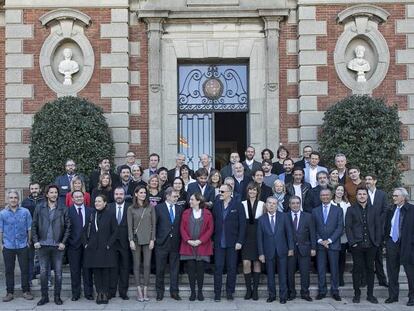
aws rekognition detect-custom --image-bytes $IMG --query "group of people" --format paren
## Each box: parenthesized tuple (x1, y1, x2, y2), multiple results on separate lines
(0, 146, 413, 306)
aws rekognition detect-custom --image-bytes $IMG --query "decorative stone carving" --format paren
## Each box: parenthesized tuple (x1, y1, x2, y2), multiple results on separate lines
(58, 48, 79, 85)
(334, 5, 390, 94)
(347, 45, 370, 83)
(39, 9, 94, 97)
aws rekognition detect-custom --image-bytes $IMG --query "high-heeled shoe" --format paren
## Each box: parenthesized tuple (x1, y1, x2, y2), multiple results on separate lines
(143, 286, 150, 301)
(136, 286, 144, 302)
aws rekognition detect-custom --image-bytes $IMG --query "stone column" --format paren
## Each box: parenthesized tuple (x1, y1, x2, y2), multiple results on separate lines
(100, 8, 130, 165)
(144, 17, 164, 158)
(262, 16, 282, 153)
(5, 9, 34, 196)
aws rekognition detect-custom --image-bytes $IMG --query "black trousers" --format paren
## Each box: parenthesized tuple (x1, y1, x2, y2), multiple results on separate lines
(338, 243, 348, 283)
(214, 247, 238, 296)
(386, 239, 414, 300)
(109, 241, 130, 297)
(67, 246, 93, 297)
(93, 268, 110, 294)
(155, 239, 180, 295)
(186, 260, 205, 292)
(351, 246, 376, 297)
(3, 247, 30, 294)
(287, 247, 311, 297)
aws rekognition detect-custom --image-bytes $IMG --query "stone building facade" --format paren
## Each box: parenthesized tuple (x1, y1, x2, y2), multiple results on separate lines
(0, 0, 413, 204)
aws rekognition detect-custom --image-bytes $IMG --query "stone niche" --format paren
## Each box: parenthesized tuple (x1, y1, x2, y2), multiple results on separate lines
(334, 5, 390, 94)
(39, 8, 94, 97)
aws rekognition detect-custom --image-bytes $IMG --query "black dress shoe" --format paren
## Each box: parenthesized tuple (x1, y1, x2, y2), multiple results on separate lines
(367, 296, 378, 304)
(315, 294, 326, 300)
(197, 291, 204, 301)
(407, 300, 414, 306)
(120, 294, 129, 300)
(71, 296, 80, 301)
(102, 293, 108, 304)
(332, 294, 342, 301)
(85, 295, 94, 300)
(214, 294, 221, 302)
(352, 296, 360, 303)
(379, 282, 389, 287)
(280, 298, 287, 304)
(226, 293, 234, 301)
(287, 295, 296, 301)
(37, 297, 49, 306)
(189, 292, 196, 301)
(171, 293, 181, 301)
(385, 297, 398, 303)
(156, 293, 164, 301)
(54, 296, 63, 305)
(267, 297, 276, 303)
(301, 295, 313, 302)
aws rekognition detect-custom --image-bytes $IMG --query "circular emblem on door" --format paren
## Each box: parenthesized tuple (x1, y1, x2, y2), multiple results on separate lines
(203, 78, 223, 100)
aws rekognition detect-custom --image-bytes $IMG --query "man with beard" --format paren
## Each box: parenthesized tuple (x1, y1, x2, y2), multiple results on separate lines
(89, 158, 119, 192)
(252, 169, 273, 202)
(278, 158, 294, 185)
(286, 167, 312, 213)
(242, 146, 261, 177)
(262, 159, 278, 188)
(221, 152, 241, 180)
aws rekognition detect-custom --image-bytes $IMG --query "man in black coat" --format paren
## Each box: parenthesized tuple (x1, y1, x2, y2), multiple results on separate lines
(345, 187, 382, 304)
(32, 185, 71, 306)
(365, 174, 389, 287)
(108, 187, 130, 300)
(220, 152, 240, 180)
(168, 153, 193, 183)
(115, 165, 137, 204)
(231, 162, 252, 201)
(54, 159, 81, 206)
(384, 187, 414, 306)
(286, 167, 312, 213)
(212, 183, 246, 301)
(287, 196, 316, 301)
(242, 146, 262, 178)
(67, 190, 93, 301)
(308, 171, 329, 210)
(155, 187, 184, 301)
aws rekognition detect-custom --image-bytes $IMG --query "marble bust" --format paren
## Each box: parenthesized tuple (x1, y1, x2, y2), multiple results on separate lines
(347, 45, 371, 83)
(58, 48, 79, 85)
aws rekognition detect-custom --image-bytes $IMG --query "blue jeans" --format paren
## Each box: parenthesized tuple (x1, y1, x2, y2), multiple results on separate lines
(38, 246, 64, 297)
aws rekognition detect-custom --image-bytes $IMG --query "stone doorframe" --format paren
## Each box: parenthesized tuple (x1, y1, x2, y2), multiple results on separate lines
(137, 9, 288, 167)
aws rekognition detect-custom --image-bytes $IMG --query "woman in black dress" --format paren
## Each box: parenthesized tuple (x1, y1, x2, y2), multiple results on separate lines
(83, 194, 118, 304)
(241, 182, 265, 300)
(172, 177, 188, 209)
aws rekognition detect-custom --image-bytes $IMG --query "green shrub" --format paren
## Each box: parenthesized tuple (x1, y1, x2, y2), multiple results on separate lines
(30, 96, 115, 188)
(319, 95, 403, 194)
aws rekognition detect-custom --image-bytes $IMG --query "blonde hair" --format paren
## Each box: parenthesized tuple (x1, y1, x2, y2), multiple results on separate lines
(70, 175, 86, 194)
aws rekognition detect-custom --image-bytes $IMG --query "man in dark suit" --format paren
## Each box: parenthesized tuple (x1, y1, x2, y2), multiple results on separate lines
(88, 158, 119, 192)
(220, 151, 240, 180)
(294, 145, 313, 170)
(231, 162, 252, 201)
(345, 187, 382, 304)
(278, 158, 294, 185)
(365, 173, 389, 287)
(334, 153, 348, 185)
(212, 183, 246, 301)
(286, 167, 312, 213)
(384, 187, 414, 306)
(67, 190, 93, 301)
(308, 171, 329, 210)
(115, 165, 137, 203)
(242, 146, 262, 177)
(252, 169, 273, 202)
(287, 196, 316, 301)
(199, 153, 215, 175)
(312, 188, 343, 301)
(54, 159, 79, 205)
(155, 187, 184, 301)
(186, 168, 215, 207)
(108, 187, 130, 300)
(257, 196, 294, 304)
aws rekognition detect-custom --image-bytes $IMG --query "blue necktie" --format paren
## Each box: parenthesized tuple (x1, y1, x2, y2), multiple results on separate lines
(323, 205, 328, 224)
(169, 204, 175, 223)
(270, 215, 275, 233)
(391, 207, 400, 242)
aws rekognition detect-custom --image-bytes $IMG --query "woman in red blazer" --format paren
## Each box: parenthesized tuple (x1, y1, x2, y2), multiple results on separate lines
(180, 193, 214, 301)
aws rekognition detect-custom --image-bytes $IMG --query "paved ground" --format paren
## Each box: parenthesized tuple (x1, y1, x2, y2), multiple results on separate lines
(0, 295, 413, 311)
